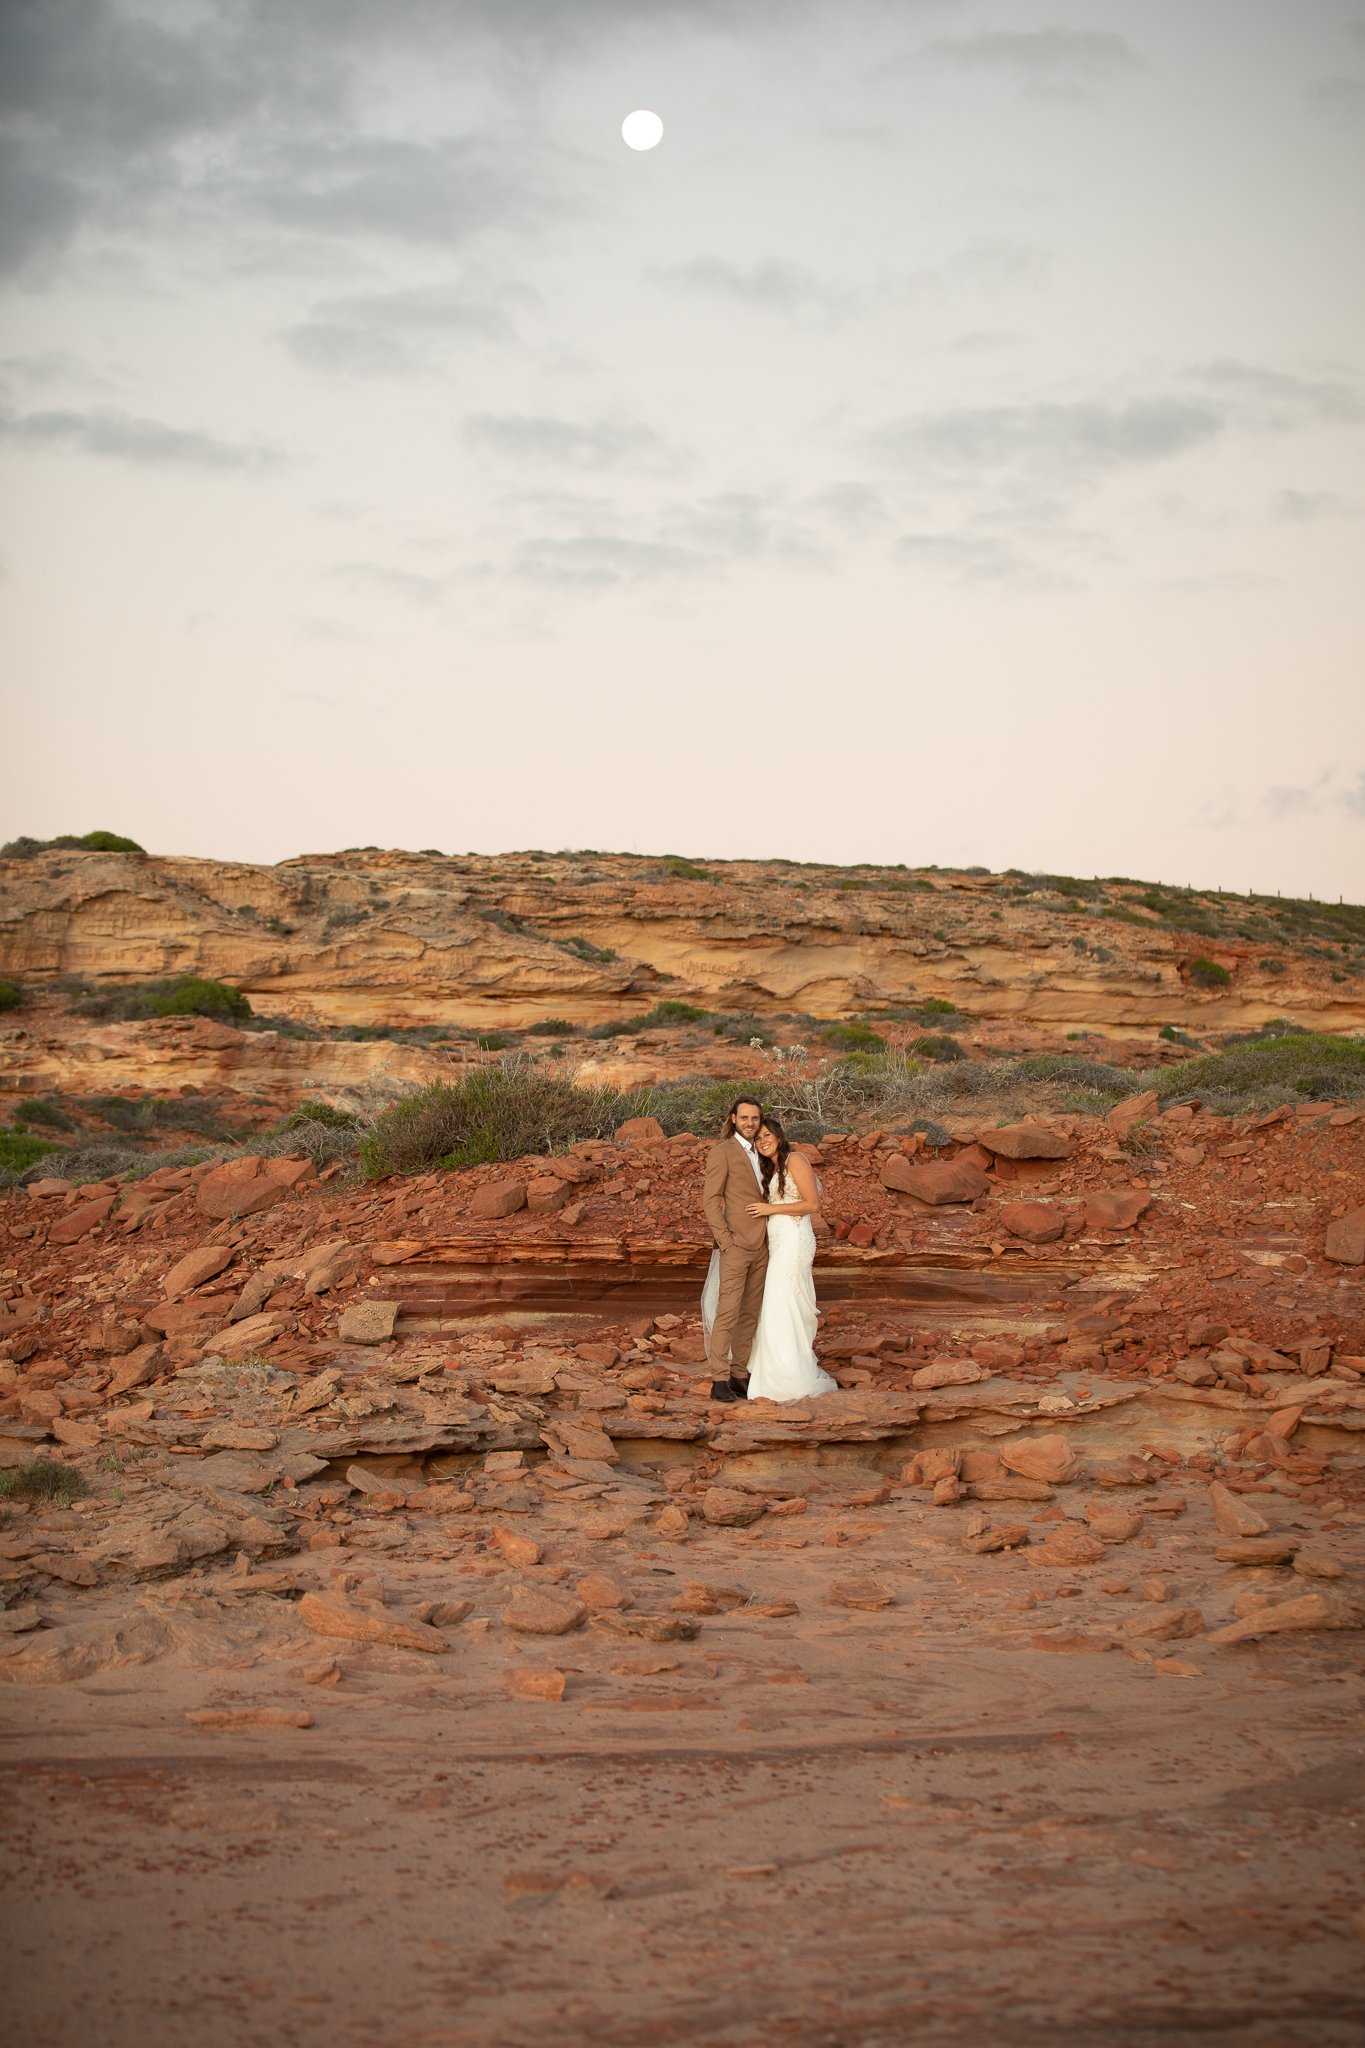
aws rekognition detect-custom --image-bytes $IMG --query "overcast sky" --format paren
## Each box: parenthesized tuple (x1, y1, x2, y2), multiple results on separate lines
(3, 0, 1363, 896)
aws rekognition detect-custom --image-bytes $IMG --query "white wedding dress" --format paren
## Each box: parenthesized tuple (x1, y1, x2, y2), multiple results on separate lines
(700, 1165, 837, 1403)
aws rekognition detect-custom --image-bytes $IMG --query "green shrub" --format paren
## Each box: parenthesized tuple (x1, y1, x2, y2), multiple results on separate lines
(1260, 958, 1287, 975)
(560, 936, 616, 964)
(1012, 1054, 1136, 1099)
(1, 830, 143, 857)
(64, 830, 144, 853)
(72, 975, 251, 1023)
(359, 1062, 637, 1175)
(475, 1032, 513, 1052)
(590, 1001, 711, 1039)
(0, 1461, 88, 1502)
(0, 1130, 64, 1175)
(16, 1097, 74, 1130)
(645, 1000, 709, 1025)
(527, 1018, 577, 1036)
(661, 856, 714, 883)
(915, 998, 958, 1018)
(0, 980, 22, 1012)
(1101, 905, 1153, 925)
(1154, 1032, 1365, 1109)
(1188, 958, 1231, 988)
(641, 1077, 754, 1137)
(820, 1022, 887, 1054)
(909, 1034, 966, 1062)
(282, 1100, 360, 1130)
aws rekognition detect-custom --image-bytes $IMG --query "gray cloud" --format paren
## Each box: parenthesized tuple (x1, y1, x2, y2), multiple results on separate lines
(510, 533, 704, 588)
(655, 256, 837, 316)
(464, 412, 672, 470)
(1305, 75, 1365, 122)
(893, 528, 1069, 587)
(0, 0, 809, 276)
(658, 491, 827, 565)
(655, 238, 1047, 325)
(284, 282, 529, 377)
(243, 135, 558, 249)
(1192, 359, 1364, 428)
(1271, 487, 1354, 522)
(1209, 770, 1365, 826)
(921, 29, 1142, 99)
(330, 560, 446, 604)
(867, 396, 1222, 477)
(0, 139, 86, 277)
(803, 482, 891, 534)
(0, 403, 280, 470)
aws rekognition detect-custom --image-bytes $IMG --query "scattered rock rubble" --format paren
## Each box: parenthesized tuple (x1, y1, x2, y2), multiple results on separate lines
(1, 1094, 1362, 2045)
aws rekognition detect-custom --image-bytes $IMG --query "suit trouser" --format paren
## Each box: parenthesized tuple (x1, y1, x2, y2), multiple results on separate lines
(709, 1240, 768, 1373)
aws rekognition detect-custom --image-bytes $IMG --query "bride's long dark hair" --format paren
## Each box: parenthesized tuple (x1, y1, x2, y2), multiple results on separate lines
(758, 1116, 792, 1199)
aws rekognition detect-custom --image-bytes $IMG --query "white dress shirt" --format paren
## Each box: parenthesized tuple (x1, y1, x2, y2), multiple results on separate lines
(736, 1135, 764, 1188)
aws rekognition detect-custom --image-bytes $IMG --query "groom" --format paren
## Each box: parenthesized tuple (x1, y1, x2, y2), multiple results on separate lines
(702, 1095, 768, 1402)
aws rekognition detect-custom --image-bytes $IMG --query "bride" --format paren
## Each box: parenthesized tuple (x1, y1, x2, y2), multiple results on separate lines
(703, 1116, 837, 1403)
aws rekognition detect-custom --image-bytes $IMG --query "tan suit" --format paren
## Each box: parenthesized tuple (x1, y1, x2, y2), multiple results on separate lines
(703, 1136, 769, 1374)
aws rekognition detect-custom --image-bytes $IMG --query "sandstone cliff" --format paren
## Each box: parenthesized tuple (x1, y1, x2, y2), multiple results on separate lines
(0, 845, 1360, 1040)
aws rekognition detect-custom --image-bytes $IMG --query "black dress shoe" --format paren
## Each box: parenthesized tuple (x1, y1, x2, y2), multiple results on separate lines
(710, 1379, 741, 1402)
(729, 1375, 751, 1399)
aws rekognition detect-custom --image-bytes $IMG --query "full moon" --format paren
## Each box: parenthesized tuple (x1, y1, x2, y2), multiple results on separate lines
(622, 109, 663, 150)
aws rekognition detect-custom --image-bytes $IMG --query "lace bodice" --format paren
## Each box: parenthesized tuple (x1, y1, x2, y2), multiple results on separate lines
(765, 1165, 802, 1207)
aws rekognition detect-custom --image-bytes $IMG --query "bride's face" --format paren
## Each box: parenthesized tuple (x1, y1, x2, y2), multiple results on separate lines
(756, 1126, 779, 1158)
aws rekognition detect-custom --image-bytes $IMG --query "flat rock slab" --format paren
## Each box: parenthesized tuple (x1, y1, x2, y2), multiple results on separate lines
(502, 1587, 588, 1636)
(297, 1592, 449, 1654)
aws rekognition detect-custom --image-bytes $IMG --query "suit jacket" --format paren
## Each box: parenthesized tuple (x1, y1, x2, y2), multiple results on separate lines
(703, 1136, 769, 1255)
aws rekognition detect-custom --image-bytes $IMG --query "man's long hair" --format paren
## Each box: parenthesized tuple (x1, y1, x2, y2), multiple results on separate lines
(722, 1095, 764, 1140)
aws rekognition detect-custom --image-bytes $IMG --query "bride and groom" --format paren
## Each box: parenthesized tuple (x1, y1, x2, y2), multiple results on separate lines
(701, 1096, 838, 1405)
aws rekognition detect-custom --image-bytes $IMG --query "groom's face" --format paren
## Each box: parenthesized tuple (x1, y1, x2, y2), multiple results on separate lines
(734, 1105, 761, 1140)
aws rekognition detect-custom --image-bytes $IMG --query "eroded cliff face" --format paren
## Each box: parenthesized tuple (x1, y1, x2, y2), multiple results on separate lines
(0, 845, 1361, 1038)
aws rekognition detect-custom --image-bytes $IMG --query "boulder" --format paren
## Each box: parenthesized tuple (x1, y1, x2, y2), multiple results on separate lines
(211, 1311, 295, 1358)
(471, 1180, 527, 1220)
(297, 1239, 357, 1294)
(828, 1577, 896, 1610)
(197, 1155, 314, 1221)
(1122, 1606, 1206, 1642)
(1215, 1537, 1297, 1566)
(48, 1195, 115, 1246)
(1025, 1525, 1107, 1566)
(702, 1487, 767, 1527)
(616, 1117, 665, 1145)
(1082, 1189, 1152, 1232)
(1106, 1089, 1159, 1135)
(297, 1592, 448, 1654)
(1324, 1207, 1365, 1265)
(106, 1343, 165, 1397)
(912, 1359, 985, 1390)
(337, 1300, 399, 1345)
(576, 1571, 631, 1612)
(881, 1156, 989, 1205)
(501, 1586, 587, 1636)
(162, 1244, 235, 1302)
(1000, 1201, 1065, 1243)
(526, 1175, 570, 1215)
(1208, 1481, 1269, 1540)
(1207, 1592, 1362, 1645)
(999, 1434, 1079, 1485)
(980, 1123, 1073, 1162)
